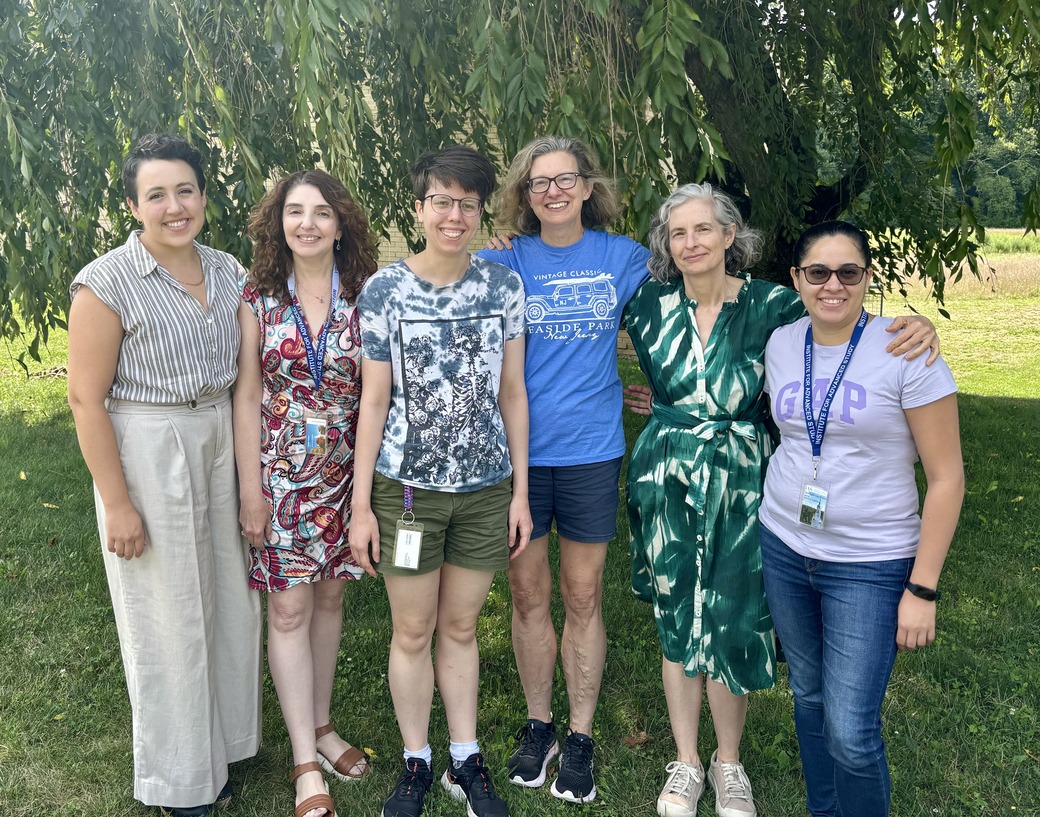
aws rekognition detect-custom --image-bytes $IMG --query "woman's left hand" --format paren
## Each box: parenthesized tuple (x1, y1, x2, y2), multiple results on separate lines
(623, 384, 653, 416)
(486, 232, 517, 251)
(507, 496, 532, 560)
(896, 592, 937, 650)
(885, 314, 940, 365)
(239, 493, 273, 549)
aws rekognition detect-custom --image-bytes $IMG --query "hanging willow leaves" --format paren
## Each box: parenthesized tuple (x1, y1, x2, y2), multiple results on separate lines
(2, 0, 1040, 358)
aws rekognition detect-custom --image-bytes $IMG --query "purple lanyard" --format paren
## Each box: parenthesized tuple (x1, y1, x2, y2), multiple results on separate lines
(287, 268, 339, 390)
(802, 309, 867, 469)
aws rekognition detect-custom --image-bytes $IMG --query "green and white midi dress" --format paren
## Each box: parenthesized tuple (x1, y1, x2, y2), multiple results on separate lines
(624, 274, 803, 694)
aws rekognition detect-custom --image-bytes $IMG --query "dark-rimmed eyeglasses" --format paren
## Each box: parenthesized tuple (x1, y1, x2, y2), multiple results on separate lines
(424, 194, 482, 217)
(526, 173, 585, 194)
(795, 264, 868, 285)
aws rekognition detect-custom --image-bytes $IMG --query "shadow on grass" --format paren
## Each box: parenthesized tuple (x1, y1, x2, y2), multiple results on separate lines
(1, 390, 1038, 816)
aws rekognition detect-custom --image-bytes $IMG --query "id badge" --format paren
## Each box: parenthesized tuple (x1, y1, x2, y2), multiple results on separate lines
(394, 519, 424, 570)
(798, 477, 830, 530)
(304, 410, 328, 456)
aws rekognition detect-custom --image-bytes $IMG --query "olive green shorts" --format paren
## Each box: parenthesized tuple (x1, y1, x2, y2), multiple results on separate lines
(372, 472, 512, 576)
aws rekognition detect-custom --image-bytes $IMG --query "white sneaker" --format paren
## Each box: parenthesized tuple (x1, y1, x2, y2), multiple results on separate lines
(657, 760, 704, 817)
(706, 750, 756, 817)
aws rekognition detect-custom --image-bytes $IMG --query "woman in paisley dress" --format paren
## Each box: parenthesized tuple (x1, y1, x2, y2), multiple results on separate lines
(233, 170, 378, 817)
(623, 184, 938, 817)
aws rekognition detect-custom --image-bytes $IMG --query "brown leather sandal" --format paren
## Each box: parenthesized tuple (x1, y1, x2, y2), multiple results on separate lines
(290, 761, 335, 817)
(315, 723, 370, 781)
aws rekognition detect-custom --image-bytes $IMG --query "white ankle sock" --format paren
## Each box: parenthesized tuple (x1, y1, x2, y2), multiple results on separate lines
(404, 744, 432, 767)
(450, 740, 479, 766)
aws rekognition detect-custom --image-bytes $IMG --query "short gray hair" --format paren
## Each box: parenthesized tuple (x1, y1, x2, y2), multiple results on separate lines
(646, 183, 762, 282)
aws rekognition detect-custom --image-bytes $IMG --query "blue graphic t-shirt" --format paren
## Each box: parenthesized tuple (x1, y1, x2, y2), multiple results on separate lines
(358, 256, 526, 492)
(479, 230, 650, 466)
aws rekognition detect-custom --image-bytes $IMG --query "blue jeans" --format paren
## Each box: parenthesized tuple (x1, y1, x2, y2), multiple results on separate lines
(760, 525, 912, 817)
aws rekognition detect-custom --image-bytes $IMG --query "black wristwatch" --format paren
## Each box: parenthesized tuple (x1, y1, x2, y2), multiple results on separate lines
(905, 581, 941, 602)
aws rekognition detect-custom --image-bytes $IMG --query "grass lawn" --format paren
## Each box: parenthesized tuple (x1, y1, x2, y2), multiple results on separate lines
(1, 258, 1037, 816)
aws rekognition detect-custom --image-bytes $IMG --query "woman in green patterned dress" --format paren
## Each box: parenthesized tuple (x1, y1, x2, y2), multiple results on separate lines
(623, 184, 938, 817)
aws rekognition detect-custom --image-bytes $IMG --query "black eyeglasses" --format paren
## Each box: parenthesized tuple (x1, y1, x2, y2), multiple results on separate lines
(526, 173, 585, 194)
(423, 194, 482, 217)
(795, 264, 869, 285)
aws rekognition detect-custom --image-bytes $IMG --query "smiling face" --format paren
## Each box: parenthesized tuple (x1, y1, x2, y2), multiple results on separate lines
(128, 159, 206, 255)
(667, 198, 735, 281)
(282, 183, 341, 266)
(527, 151, 592, 238)
(415, 179, 481, 257)
(791, 233, 873, 339)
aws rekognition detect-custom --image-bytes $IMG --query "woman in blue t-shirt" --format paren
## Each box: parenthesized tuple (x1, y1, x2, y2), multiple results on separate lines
(479, 136, 650, 803)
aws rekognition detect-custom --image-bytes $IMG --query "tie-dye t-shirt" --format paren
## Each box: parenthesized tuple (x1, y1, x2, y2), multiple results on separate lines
(358, 256, 526, 492)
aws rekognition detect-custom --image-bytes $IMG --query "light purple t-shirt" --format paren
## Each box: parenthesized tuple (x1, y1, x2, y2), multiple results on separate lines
(760, 316, 957, 562)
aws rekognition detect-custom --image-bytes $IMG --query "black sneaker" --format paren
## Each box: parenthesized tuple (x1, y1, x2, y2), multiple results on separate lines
(550, 730, 596, 804)
(440, 752, 509, 817)
(383, 757, 433, 817)
(507, 719, 559, 787)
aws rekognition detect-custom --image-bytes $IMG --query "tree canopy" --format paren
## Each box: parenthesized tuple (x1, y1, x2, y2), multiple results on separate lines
(3, 0, 1040, 357)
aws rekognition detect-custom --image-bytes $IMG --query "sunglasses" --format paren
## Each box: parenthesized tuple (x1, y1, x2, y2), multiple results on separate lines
(795, 264, 869, 285)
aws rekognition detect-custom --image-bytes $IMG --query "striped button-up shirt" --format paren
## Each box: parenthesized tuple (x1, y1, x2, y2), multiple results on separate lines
(70, 231, 243, 403)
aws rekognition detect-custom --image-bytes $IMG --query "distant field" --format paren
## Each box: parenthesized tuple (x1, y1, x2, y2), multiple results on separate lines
(981, 227, 1040, 256)
(893, 235, 1040, 301)
(877, 251, 1040, 398)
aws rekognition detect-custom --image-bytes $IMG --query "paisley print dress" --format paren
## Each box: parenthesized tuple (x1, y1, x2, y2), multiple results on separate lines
(624, 275, 803, 693)
(243, 284, 364, 591)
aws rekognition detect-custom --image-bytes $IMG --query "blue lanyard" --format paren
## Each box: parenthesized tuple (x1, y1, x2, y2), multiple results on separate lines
(287, 267, 339, 390)
(802, 309, 867, 474)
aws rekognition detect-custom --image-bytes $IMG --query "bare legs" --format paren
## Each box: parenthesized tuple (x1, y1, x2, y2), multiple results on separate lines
(268, 579, 356, 817)
(508, 535, 556, 723)
(662, 656, 749, 766)
(384, 565, 497, 750)
(509, 535, 608, 734)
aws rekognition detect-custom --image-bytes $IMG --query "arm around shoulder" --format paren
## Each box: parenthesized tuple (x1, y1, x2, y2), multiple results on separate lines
(886, 313, 940, 365)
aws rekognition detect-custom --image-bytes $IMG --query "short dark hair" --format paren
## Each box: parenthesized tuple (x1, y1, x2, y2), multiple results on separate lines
(122, 134, 206, 204)
(793, 220, 872, 268)
(410, 145, 496, 202)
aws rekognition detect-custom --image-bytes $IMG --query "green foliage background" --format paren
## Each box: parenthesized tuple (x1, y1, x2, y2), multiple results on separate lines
(3, 0, 1040, 359)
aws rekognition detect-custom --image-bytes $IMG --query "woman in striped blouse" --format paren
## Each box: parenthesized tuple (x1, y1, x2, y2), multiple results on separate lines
(68, 134, 262, 817)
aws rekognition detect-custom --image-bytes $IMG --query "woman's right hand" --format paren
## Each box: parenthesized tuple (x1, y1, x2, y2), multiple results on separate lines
(623, 384, 653, 416)
(486, 232, 516, 251)
(348, 507, 380, 577)
(239, 492, 273, 549)
(104, 500, 148, 560)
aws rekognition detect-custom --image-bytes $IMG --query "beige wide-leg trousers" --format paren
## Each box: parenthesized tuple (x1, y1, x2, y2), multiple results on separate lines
(97, 394, 262, 808)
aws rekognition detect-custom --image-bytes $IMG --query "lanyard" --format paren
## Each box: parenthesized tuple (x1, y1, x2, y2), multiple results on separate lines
(402, 484, 416, 524)
(802, 309, 867, 478)
(287, 267, 339, 390)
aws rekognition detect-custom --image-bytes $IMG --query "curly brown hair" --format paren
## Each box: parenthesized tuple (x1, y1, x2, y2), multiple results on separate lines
(247, 170, 378, 303)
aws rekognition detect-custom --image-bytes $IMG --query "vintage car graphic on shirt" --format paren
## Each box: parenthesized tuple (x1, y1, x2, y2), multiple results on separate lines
(525, 275, 617, 323)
